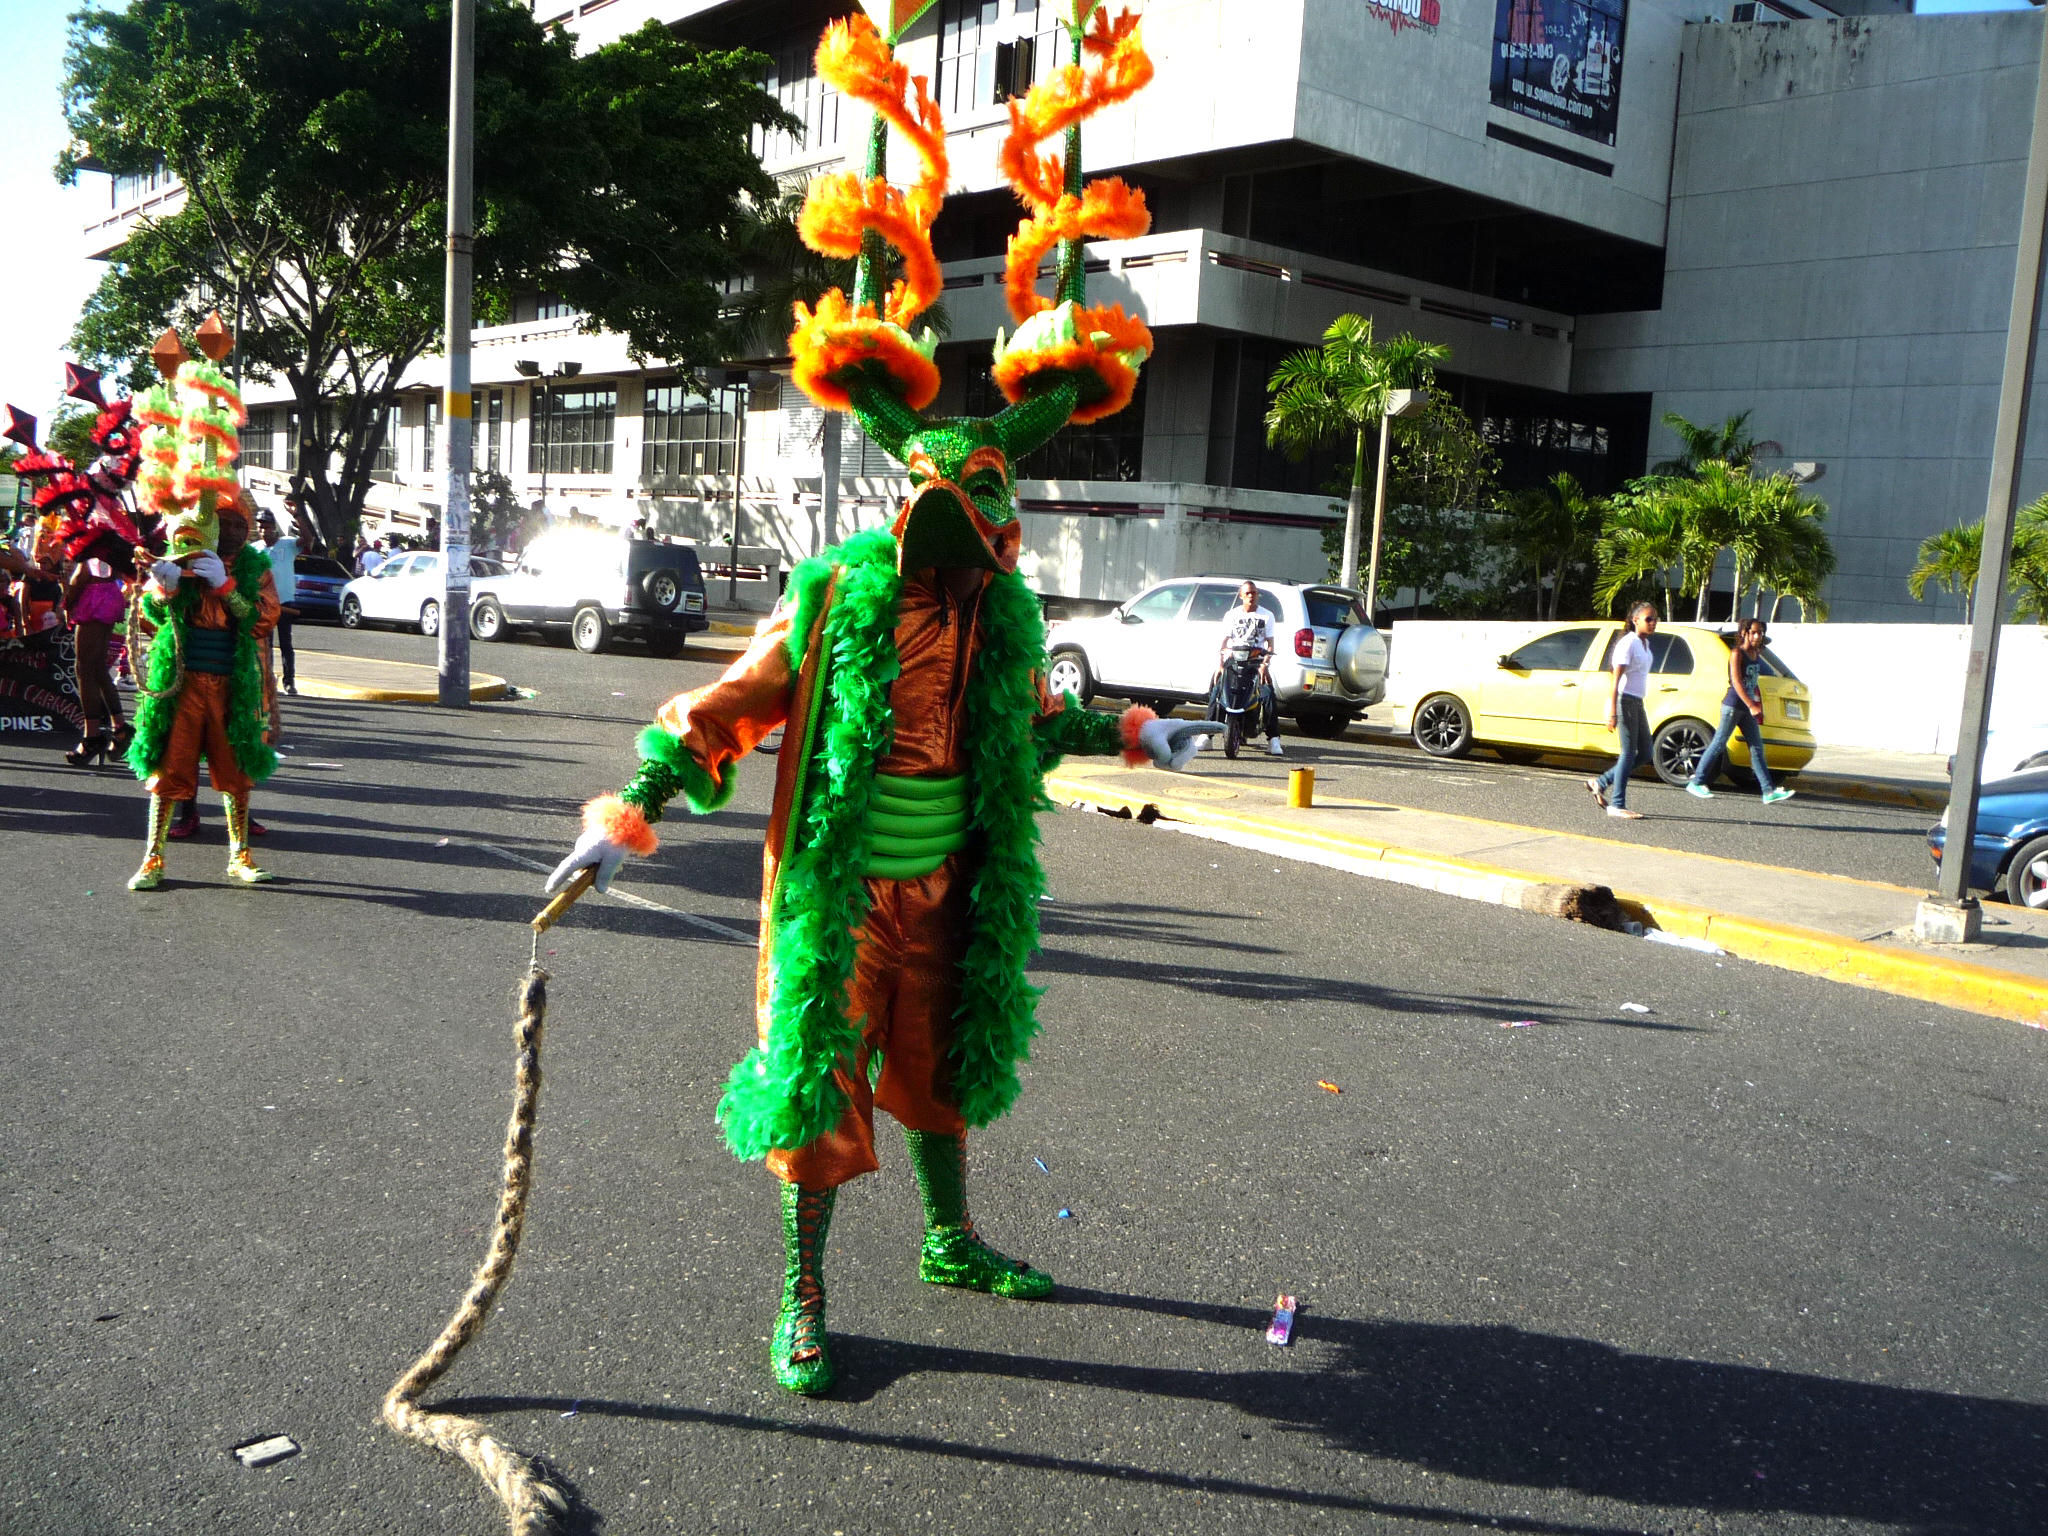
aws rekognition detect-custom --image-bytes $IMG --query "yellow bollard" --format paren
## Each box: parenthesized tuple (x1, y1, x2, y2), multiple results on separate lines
(1287, 766, 1315, 807)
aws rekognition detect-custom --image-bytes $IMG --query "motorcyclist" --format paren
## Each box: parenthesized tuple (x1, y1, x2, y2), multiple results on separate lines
(1213, 580, 1284, 757)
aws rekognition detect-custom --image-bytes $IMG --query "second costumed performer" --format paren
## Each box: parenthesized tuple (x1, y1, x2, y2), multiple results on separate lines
(546, 0, 1204, 1395)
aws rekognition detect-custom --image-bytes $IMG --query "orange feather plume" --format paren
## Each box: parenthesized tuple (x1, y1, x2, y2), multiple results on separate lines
(992, 303, 1152, 423)
(790, 291, 941, 413)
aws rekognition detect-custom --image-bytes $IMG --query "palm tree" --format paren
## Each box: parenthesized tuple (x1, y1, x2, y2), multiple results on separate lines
(1593, 478, 1688, 616)
(1652, 410, 1767, 476)
(1764, 512, 1835, 622)
(1505, 471, 1604, 619)
(1668, 459, 1752, 620)
(2014, 497, 2048, 623)
(1266, 315, 1449, 593)
(1908, 521, 1987, 622)
(1742, 476, 1833, 620)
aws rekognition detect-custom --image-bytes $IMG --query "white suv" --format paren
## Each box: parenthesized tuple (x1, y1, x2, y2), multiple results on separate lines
(1044, 577, 1388, 736)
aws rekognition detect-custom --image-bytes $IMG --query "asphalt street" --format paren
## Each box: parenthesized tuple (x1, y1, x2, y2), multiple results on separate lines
(2, 625, 2041, 1536)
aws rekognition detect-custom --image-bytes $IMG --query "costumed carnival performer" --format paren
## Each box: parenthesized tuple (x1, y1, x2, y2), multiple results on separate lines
(546, 0, 1199, 1396)
(123, 316, 280, 891)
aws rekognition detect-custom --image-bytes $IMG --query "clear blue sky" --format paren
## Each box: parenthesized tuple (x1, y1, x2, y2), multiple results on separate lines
(1, 0, 2037, 430)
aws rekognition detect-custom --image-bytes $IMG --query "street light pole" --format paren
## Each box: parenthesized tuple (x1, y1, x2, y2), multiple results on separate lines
(1921, 8, 2048, 942)
(1364, 387, 1425, 621)
(728, 381, 747, 606)
(436, 0, 475, 710)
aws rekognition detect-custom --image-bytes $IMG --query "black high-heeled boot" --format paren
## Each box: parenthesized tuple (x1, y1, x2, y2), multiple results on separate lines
(64, 732, 110, 767)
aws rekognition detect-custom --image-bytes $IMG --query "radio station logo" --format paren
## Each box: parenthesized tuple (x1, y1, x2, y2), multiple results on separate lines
(1368, 0, 1440, 33)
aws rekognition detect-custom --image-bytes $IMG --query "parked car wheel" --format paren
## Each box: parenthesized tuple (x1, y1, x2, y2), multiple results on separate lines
(340, 593, 363, 629)
(571, 605, 611, 654)
(469, 597, 506, 641)
(1295, 710, 1352, 739)
(2002, 833, 2048, 909)
(645, 630, 687, 658)
(1652, 716, 1714, 786)
(1412, 693, 1473, 757)
(1047, 649, 1094, 705)
(419, 599, 440, 638)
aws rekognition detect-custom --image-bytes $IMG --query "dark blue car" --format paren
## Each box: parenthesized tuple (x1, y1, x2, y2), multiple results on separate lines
(1928, 768, 2048, 908)
(291, 554, 352, 624)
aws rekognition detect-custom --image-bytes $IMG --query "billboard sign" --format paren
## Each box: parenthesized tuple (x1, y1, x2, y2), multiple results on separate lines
(1490, 0, 1627, 149)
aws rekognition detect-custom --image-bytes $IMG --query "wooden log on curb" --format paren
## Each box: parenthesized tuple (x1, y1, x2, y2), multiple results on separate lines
(1517, 882, 1628, 931)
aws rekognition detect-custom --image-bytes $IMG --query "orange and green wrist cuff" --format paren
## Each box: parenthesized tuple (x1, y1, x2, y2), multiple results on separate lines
(622, 723, 738, 822)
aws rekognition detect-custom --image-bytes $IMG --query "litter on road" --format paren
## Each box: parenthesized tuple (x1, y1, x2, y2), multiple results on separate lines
(1056, 1207, 1073, 1219)
(1266, 1294, 1297, 1346)
(1317, 1079, 1341, 1094)
(231, 1435, 299, 1468)
(1501, 1020, 1539, 1029)
(1618, 1002, 1652, 1014)
(1645, 931, 1726, 955)
(1033, 1157, 1049, 1174)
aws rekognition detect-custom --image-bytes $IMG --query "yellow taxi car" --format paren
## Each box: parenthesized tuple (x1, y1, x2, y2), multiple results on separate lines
(1398, 621, 1817, 785)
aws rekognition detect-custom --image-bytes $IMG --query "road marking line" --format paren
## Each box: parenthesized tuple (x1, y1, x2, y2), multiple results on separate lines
(459, 837, 755, 944)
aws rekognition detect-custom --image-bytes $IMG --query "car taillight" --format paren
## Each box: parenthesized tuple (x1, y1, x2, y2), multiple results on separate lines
(1293, 627, 1314, 658)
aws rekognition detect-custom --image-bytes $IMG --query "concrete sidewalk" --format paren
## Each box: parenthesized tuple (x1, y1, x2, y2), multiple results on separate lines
(1047, 758, 2048, 1030)
(293, 645, 510, 703)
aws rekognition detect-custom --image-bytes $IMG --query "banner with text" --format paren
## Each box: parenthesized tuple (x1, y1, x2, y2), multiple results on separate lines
(1490, 0, 1627, 149)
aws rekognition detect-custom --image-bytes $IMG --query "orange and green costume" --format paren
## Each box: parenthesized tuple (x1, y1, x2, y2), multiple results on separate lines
(578, 1, 1161, 1396)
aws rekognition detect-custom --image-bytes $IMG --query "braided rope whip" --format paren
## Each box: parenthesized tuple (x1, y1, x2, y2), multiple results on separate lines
(382, 963, 570, 1536)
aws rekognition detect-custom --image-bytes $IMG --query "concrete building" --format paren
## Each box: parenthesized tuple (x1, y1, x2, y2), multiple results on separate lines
(77, 0, 2046, 622)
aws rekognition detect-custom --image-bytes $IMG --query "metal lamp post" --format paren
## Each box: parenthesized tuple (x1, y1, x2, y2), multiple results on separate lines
(1363, 387, 1428, 620)
(437, 0, 475, 709)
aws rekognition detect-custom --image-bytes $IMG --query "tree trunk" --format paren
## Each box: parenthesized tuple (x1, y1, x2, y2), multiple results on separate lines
(1338, 423, 1368, 596)
(1769, 592, 1784, 623)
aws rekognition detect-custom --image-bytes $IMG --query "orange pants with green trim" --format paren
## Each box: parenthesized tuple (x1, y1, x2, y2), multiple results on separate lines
(767, 855, 971, 1191)
(145, 673, 254, 801)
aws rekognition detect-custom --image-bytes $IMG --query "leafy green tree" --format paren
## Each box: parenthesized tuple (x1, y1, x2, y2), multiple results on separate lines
(60, 0, 793, 554)
(46, 405, 100, 469)
(1504, 472, 1604, 620)
(1593, 477, 1687, 617)
(1267, 315, 1449, 594)
(1652, 409, 1768, 476)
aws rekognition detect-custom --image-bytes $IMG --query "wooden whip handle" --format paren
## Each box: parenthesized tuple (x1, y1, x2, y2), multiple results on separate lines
(531, 866, 596, 933)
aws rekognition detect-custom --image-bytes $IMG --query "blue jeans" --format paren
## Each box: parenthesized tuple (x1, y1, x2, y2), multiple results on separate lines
(1691, 700, 1775, 793)
(1596, 693, 1649, 809)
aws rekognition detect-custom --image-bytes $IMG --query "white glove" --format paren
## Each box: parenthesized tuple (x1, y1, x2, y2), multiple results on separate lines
(546, 825, 635, 895)
(1138, 717, 1222, 771)
(187, 551, 229, 590)
(150, 559, 182, 591)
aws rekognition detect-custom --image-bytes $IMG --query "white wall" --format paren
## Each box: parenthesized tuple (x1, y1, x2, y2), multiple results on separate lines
(1765, 622, 2048, 754)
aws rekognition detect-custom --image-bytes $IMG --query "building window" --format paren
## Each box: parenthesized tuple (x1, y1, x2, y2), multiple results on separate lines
(530, 384, 616, 476)
(423, 396, 440, 474)
(534, 293, 578, 321)
(484, 389, 504, 473)
(111, 160, 171, 208)
(759, 30, 841, 159)
(937, 0, 1060, 116)
(642, 380, 737, 480)
(371, 404, 400, 478)
(241, 407, 278, 471)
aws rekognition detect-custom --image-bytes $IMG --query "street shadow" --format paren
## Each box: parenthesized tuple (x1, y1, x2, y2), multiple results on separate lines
(441, 1287, 2045, 1533)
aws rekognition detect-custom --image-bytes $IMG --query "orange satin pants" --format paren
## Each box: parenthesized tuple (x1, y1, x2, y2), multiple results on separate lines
(146, 672, 253, 801)
(767, 854, 972, 1191)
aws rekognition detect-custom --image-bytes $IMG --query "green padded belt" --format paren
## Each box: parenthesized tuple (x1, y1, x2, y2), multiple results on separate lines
(862, 772, 968, 879)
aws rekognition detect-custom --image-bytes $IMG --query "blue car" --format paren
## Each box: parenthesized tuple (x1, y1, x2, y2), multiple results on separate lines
(1928, 768, 2048, 908)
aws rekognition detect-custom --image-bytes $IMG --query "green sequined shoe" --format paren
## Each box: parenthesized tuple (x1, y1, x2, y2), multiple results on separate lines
(772, 1183, 836, 1396)
(903, 1129, 1053, 1299)
(918, 1222, 1054, 1299)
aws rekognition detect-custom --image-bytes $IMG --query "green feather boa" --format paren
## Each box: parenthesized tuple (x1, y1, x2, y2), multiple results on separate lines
(712, 528, 1094, 1158)
(126, 544, 276, 786)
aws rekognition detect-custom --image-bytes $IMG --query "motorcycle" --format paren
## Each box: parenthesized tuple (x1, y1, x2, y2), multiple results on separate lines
(1211, 644, 1268, 760)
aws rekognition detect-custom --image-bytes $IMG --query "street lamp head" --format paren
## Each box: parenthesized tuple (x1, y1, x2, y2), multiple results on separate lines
(558, 361, 583, 380)
(514, 360, 541, 378)
(1385, 388, 1428, 419)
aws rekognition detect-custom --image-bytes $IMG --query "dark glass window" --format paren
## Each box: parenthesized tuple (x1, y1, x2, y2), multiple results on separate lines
(1304, 590, 1369, 627)
(1647, 633, 1694, 675)
(422, 397, 440, 474)
(760, 29, 841, 158)
(241, 407, 278, 471)
(642, 380, 737, 480)
(529, 385, 615, 476)
(1189, 584, 1282, 623)
(960, 363, 1145, 482)
(1125, 582, 1193, 623)
(1506, 627, 1599, 672)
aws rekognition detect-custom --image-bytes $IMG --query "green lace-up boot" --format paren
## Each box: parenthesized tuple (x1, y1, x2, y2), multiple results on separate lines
(223, 793, 272, 884)
(905, 1129, 1054, 1299)
(772, 1182, 836, 1396)
(127, 793, 172, 891)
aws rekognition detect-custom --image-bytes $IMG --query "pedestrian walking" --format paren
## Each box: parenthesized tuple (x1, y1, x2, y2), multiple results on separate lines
(62, 546, 130, 765)
(259, 503, 299, 695)
(1687, 617, 1796, 805)
(1587, 602, 1657, 820)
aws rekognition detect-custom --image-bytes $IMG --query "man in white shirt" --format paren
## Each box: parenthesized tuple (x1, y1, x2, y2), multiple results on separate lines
(258, 504, 299, 694)
(1215, 581, 1284, 756)
(1587, 602, 1658, 819)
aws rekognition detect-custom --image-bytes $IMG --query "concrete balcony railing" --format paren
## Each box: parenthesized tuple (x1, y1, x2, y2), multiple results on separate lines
(935, 227, 1575, 393)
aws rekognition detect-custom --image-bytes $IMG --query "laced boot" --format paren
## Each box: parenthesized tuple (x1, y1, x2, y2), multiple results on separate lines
(127, 794, 172, 891)
(772, 1182, 836, 1396)
(905, 1129, 1053, 1299)
(223, 793, 272, 884)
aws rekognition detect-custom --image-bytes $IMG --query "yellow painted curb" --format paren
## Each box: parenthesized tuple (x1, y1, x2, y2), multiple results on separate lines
(706, 618, 758, 636)
(294, 663, 511, 704)
(1047, 769, 2048, 1032)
